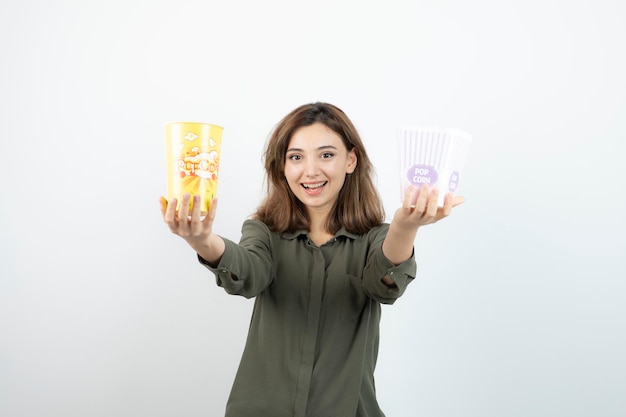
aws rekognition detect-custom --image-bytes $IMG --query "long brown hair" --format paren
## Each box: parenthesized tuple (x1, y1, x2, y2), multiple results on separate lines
(254, 102, 385, 235)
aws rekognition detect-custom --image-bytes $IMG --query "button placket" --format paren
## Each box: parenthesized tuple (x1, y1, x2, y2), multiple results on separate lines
(293, 246, 325, 416)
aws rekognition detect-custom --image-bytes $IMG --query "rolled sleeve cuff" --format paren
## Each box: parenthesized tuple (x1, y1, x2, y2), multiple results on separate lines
(197, 238, 246, 295)
(364, 249, 417, 304)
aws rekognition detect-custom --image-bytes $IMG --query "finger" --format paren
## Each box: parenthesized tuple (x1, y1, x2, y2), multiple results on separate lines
(203, 198, 218, 225)
(164, 197, 177, 223)
(163, 197, 181, 234)
(413, 185, 430, 214)
(440, 193, 455, 218)
(189, 194, 203, 226)
(452, 195, 465, 207)
(402, 186, 417, 210)
(178, 193, 192, 230)
(425, 188, 439, 218)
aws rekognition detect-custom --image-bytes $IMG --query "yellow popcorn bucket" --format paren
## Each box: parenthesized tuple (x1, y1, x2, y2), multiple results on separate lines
(165, 122, 224, 215)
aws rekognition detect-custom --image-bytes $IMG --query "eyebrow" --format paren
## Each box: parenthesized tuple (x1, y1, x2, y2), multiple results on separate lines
(286, 145, 339, 153)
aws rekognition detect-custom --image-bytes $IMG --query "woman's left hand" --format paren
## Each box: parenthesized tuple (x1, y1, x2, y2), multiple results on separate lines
(392, 185, 465, 230)
(383, 185, 464, 266)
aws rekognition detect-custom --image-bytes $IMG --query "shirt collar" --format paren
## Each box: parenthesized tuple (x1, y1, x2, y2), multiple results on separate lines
(281, 227, 359, 241)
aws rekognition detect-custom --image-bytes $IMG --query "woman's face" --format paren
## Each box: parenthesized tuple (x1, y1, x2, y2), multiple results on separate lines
(284, 122, 357, 219)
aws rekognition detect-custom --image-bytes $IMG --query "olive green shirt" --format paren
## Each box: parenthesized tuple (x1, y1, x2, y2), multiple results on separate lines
(199, 219, 416, 417)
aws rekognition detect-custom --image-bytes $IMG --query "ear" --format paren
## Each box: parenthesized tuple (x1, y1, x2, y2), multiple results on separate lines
(346, 149, 357, 174)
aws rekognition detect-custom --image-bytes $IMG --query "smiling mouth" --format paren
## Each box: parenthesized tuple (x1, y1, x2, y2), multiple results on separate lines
(302, 181, 327, 193)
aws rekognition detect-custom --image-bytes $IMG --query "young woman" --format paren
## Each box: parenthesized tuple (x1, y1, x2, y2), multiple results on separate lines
(161, 102, 464, 417)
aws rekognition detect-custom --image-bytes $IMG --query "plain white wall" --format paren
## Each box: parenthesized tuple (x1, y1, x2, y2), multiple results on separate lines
(1, 0, 624, 416)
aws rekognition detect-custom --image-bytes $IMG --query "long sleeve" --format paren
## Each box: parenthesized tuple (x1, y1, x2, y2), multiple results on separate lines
(198, 219, 274, 298)
(362, 225, 417, 304)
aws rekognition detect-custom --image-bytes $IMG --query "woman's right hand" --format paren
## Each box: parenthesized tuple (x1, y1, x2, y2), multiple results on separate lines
(160, 193, 225, 265)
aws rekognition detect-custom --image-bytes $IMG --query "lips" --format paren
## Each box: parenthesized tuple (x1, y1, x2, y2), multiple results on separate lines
(301, 181, 327, 194)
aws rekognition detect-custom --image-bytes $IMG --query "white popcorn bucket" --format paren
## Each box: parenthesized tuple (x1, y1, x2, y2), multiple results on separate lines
(398, 125, 472, 206)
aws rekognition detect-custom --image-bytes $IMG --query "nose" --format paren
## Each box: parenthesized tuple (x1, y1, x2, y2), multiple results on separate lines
(304, 157, 320, 177)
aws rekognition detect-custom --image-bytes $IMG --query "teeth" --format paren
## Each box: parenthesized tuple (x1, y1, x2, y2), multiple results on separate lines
(303, 182, 326, 189)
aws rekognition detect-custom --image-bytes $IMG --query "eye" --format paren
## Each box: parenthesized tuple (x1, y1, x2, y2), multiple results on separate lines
(287, 154, 302, 161)
(321, 152, 334, 159)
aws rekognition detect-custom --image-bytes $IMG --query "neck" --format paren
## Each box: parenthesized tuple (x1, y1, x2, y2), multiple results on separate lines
(307, 207, 330, 234)
(307, 214, 334, 246)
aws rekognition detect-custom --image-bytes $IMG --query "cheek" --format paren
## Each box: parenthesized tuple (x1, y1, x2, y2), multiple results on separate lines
(283, 164, 295, 179)
(329, 164, 348, 180)
(283, 166, 300, 189)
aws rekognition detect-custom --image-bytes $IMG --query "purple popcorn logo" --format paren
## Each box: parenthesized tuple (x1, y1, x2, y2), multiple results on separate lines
(407, 165, 438, 186)
(448, 171, 460, 192)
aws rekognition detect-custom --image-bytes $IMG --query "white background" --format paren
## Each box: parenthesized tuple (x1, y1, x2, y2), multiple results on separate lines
(1, 0, 624, 416)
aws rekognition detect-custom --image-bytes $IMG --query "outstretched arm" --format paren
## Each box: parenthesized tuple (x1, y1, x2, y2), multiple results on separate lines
(382, 185, 464, 266)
